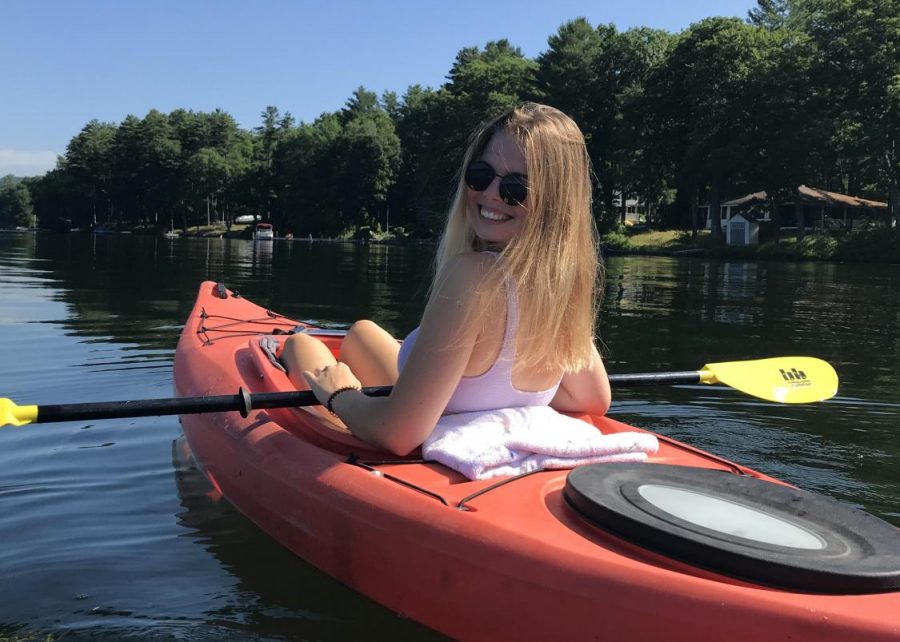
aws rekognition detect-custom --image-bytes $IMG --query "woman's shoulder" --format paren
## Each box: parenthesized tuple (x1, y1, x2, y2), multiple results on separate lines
(431, 251, 501, 306)
(441, 251, 499, 280)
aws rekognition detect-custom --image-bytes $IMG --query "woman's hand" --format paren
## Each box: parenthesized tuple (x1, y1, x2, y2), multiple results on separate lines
(302, 361, 362, 406)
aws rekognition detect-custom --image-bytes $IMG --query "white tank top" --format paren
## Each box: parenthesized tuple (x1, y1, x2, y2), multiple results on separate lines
(397, 283, 561, 414)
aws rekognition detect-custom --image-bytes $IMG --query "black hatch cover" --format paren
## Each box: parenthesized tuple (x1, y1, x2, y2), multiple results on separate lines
(564, 463, 900, 594)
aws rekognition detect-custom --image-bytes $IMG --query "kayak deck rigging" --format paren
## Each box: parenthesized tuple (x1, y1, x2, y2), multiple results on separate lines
(197, 307, 296, 345)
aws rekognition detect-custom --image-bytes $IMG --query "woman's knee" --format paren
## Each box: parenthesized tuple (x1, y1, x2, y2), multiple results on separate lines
(344, 320, 381, 349)
(347, 319, 382, 339)
(281, 334, 332, 368)
(344, 319, 397, 353)
(339, 319, 399, 385)
(282, 333, 318, 355)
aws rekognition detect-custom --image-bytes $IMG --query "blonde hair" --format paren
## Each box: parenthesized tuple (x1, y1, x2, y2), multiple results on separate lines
(433, 103, 600, 372)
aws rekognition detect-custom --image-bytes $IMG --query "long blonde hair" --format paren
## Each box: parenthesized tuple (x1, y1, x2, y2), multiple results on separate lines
(433, 103, 600, 372)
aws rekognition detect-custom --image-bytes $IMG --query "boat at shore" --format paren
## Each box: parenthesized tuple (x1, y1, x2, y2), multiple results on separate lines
(174, 281, 900, 642)
(253, 222, 274, 240)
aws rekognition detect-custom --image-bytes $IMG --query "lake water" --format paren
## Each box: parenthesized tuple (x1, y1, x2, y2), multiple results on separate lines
(1, 231, 898, 640)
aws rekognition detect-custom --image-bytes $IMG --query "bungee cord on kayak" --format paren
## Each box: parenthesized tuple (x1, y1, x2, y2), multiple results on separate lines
(196, 308, 298, 345)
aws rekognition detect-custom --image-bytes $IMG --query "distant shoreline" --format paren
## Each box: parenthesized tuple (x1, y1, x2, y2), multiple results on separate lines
(5, 226, 898, 264)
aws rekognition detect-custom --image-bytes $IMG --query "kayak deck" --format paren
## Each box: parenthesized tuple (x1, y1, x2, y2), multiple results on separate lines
(174, 282, 900, 642)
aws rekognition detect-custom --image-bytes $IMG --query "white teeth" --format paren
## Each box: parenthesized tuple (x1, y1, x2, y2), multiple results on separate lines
(480, 208, 511, 221)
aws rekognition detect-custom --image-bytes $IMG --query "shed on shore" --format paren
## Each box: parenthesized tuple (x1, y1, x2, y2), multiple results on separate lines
(726, 213, 759, 245)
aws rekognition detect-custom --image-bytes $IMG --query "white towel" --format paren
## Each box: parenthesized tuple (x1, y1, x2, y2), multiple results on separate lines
(422, 406, 659, 480)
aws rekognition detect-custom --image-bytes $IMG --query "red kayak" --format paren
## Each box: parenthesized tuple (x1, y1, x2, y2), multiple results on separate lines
(174, 282, 900, 641)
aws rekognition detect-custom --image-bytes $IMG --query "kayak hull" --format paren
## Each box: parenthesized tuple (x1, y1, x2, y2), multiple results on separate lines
(174, 282, 900, 641)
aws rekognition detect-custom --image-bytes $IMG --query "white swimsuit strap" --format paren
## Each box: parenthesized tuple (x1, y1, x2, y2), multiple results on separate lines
(498, 282, 519, 363)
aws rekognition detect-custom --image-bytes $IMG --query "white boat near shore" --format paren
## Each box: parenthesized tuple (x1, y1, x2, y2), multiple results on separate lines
(253, 222, 275, 240)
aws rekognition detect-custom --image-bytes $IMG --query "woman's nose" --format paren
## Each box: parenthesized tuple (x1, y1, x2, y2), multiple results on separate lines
(484, 175, 503, 201)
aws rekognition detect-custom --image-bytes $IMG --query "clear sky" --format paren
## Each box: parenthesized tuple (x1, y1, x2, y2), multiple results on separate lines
(1, 0, 757, 176)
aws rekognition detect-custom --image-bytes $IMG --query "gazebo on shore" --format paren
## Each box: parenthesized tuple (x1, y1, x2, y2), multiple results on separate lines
(703, 185, 887, 232)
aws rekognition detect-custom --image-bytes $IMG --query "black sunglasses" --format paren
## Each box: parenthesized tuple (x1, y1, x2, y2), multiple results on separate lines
(464, 160, 528, 206)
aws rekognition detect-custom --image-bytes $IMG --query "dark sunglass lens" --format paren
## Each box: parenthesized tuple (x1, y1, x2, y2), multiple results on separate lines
(465, 161, 495, 191)
(500, 175, 528, 206)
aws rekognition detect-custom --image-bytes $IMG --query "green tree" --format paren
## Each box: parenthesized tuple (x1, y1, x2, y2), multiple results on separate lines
(110, 115, 144, 223)
(604, 27, 677, 227)
(29, 168, 77, 229)
(391, 85, 456, 232)
(537, 18, 603, 129)
(447, 40, 538, 114)
(186, 148, 230, 226)
(538, 20, 674, 230)
(536, 19, 610, 224)
(643, 18, 773, 239)
(250, 105, 295, 223)
(0, 178, 35, 228)
(444, 41, 539, 153)
(796, 0, 900, 229)
(332, 88, 401, 232)
(137, 110, 182, 228)
(745, 21, 822, 239)
(280, 112, 344, 234)
(748, 0, 792, 29)
(62, 120, 116, 227)
(219, 129, 254, 225)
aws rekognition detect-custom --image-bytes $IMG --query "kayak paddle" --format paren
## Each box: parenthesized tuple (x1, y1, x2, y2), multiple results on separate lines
(611, 356, 838, 404)
(0, 356, 837, 427)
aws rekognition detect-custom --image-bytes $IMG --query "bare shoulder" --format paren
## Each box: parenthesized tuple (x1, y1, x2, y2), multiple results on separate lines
(443, 251, 498, 276)
(435, 252, 498, 297)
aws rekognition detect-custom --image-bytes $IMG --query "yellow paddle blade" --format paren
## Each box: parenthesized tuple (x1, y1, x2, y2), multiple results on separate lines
(699, 357, 839, 404)
(0, 399, 38, 427)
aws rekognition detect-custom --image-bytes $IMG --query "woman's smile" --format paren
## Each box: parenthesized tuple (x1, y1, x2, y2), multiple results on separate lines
(478, 206, 514, 222)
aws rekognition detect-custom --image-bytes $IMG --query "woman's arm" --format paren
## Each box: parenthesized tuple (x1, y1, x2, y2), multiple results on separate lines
(303, 253, 492, 455)
(549, 343, 611, 415)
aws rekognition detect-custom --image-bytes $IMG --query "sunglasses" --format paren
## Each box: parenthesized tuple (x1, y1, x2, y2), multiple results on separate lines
(464, 160, 528, 206)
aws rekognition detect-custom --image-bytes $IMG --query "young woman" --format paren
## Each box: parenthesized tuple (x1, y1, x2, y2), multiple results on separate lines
(281, 103, 610, 456)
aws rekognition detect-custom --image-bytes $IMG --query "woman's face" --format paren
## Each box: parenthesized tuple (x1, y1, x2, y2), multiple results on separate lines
(465, 129, 529, 247)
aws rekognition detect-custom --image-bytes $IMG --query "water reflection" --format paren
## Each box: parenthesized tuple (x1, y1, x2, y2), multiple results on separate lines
(0, 230, 898, 639)
(599, 254, 900, 522)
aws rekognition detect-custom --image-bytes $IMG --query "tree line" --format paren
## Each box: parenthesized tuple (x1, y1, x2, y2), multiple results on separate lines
(2, 0, 897, 242)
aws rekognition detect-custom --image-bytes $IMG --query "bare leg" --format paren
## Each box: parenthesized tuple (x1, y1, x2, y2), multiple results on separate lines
(338, 320, 401, 387)
(281, 334, 337, 389)
(280, 334, 341, 423)
(280, 321, 400, 425)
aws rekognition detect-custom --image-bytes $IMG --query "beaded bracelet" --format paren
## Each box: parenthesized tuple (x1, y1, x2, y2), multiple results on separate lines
(325, 386, 360, 416)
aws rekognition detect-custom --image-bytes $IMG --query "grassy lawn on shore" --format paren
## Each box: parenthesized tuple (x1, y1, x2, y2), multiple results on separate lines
(602, 227, 900, 263)
(603, 229, 698, 252)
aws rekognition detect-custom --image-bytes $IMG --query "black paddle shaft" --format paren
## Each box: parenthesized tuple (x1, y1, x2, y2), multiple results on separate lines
(31, 373, 700, 424)
(34, 386, 394, 424)
(608, 371, 701, 386)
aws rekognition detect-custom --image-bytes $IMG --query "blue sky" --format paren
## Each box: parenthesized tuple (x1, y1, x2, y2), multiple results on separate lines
(1, 0, 757, 176)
